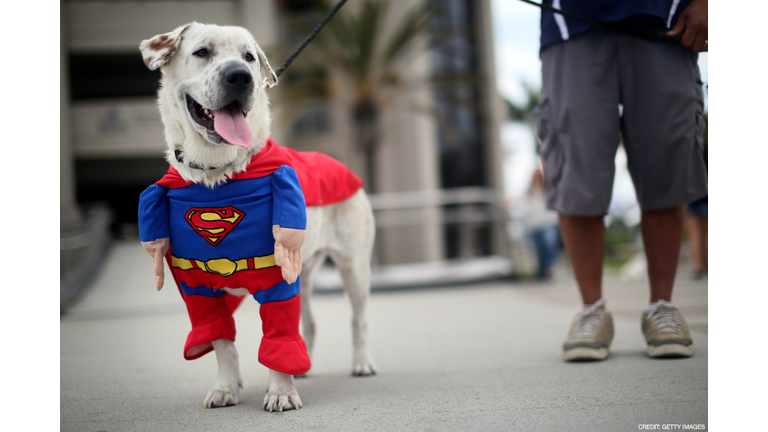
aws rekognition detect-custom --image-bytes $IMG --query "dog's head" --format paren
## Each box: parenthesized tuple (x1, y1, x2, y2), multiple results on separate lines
(140, 23, 278, 184)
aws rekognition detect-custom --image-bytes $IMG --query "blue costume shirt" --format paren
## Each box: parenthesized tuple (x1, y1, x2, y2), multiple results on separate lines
(138, 165, 306, 294)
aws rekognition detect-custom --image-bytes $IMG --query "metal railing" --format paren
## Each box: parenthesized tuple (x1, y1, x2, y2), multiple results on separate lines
(369, 187, 507, 226)
(347, 187, 517, 288)
(60, 203, 113, 312)
(369, 186, 512, 258)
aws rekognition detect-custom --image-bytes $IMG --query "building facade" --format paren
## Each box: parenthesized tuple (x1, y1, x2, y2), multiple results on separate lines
(61, 0, 506, 266)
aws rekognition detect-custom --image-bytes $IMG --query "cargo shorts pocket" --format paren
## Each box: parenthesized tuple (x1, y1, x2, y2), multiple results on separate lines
(536, 99, 564, 188)
(694, 79, 706, 155)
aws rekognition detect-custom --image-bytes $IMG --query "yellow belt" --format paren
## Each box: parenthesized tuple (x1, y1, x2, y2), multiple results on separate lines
(171, 254, 276, 277)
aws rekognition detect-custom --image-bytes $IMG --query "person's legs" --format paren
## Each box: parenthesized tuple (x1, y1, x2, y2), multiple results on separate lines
(641, 205, 687, 303)
(686, 200, 708, 279)
(686, 213, 703, 273)
(698, 216, 708, 271)
(616, 30, 705, 359)
(558, 214, 605, 305)
(538, 30, 620, 361)
(640, 205, 695, 358)
(541, 224, 560, 279)
(634, 205, 698, 359)
(529, 229, 547, 279)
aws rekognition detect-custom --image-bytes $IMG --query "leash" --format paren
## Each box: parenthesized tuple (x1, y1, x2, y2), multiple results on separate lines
(273, 0, 349, 79)
(516, 0, 683, 44)
(272, 0, 681, 77)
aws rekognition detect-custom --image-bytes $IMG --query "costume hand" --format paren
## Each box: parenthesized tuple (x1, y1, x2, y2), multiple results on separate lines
(141, 237, 170, 290)
(273, 225, 305, 284)
(666, 0, 707, 52)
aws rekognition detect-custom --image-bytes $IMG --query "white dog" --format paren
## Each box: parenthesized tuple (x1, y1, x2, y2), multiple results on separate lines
(138, 22, 377, 412)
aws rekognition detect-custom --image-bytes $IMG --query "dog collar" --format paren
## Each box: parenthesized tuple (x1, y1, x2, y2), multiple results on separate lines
(174, 150, 236, 170)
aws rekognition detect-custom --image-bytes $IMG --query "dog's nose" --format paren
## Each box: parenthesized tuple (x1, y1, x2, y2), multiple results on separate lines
(224, 66, 253, 91)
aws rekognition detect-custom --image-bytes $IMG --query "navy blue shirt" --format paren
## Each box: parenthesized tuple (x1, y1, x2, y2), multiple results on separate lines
(540, 0, 692, 51)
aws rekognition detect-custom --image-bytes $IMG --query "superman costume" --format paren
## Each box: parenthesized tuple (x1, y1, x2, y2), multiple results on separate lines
(138, 138, 362, 375)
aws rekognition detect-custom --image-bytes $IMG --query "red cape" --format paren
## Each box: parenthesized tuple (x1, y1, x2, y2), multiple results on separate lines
(155, 138, 363, 207)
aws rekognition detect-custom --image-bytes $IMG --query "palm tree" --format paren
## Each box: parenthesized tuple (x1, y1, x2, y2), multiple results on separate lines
(274, 0, 432, 193)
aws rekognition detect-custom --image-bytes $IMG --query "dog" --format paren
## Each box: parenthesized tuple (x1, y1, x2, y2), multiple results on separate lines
(137, 22, 377, 412)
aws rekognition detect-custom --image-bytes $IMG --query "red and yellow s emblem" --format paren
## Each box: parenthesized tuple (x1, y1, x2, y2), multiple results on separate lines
(185, 206, 245, 246)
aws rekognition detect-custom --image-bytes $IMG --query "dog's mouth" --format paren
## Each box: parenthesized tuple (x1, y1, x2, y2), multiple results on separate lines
(186, 95, 253, 148)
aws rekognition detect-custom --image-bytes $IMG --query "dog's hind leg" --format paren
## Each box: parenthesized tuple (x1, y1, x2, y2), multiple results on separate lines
(299, 250, 326, 368)
(336, 253, 376, 376)
(328, 191, 377, 376)
(332, 253, 377, 376)
(204, 339, 243, 407)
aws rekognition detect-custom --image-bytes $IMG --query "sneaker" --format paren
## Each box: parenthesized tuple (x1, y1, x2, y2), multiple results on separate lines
(641, 300, 694, 358)
(563, 299, 614, 361)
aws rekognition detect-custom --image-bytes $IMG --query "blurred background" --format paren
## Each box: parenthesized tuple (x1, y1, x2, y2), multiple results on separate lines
(60, 0, 708, 308)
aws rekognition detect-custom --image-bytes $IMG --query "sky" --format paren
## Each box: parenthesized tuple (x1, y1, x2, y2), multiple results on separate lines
(490, 0, 709, 225)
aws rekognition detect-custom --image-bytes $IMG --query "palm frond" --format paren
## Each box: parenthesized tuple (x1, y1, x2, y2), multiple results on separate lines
(382, 1, 431, 65)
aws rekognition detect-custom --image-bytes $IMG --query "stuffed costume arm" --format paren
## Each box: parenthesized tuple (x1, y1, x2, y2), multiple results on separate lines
(138, 185, 171, 290)
(270, 166, 307, 284)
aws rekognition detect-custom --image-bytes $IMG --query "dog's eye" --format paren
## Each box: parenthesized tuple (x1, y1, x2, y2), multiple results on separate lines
(194, 49, 208, 58)
(245, 53, 255, 62)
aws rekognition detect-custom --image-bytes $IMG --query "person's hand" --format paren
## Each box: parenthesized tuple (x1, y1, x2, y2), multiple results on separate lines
(666, 0, 707, 52)
(273, 225, 305, 284)
(141, 238, 170, 290)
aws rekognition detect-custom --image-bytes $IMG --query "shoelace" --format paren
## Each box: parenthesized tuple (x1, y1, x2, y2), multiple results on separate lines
(644, 300, 684, 333)
(572, 298, 607, 338)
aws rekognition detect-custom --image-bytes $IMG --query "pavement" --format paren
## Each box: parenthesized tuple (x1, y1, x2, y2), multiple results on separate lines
(60, 240, 708, 431)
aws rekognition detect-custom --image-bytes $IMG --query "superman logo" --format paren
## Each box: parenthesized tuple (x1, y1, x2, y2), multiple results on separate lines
(185, 206, 245, 246)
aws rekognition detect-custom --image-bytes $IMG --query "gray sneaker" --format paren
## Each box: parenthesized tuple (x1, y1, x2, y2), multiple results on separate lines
(563, 299, 614, 361)
(641, 300, 694, 358)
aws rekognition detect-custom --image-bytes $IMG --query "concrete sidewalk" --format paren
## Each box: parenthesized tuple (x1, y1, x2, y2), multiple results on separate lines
(60, 241, 708, 431)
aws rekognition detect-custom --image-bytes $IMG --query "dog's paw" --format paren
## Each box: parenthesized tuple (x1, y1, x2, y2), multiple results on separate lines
(204, 381, 242, 408)
(352, 362, 377, 376)
(352, 352, 378, 376)
(263, 387, 302, 412)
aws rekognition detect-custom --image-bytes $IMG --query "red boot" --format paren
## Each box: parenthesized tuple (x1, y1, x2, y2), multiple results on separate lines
(258, 293, 311, 375)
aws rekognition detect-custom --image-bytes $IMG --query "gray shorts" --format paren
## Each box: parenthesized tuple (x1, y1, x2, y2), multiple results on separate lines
(537, 27, 708, 215)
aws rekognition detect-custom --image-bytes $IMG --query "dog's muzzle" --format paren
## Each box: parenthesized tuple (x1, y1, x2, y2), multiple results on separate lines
(222, 64, 254, 101)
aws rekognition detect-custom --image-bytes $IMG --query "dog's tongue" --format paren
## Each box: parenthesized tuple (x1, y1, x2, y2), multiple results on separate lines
(213, 103, 252, 148)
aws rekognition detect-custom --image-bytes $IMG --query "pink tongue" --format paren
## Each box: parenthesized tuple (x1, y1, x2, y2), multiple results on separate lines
(213, 104, 252, 148)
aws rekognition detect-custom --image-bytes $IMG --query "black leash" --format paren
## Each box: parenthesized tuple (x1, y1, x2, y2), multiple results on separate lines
(516, 0, 683, 44)
(272, 0, 680, 77)
(274, 0, 349, 78)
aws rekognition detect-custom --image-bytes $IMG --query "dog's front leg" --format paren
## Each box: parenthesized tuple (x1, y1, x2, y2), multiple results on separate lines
(204, 339, 243, 408)
(263, 370, 302, 412)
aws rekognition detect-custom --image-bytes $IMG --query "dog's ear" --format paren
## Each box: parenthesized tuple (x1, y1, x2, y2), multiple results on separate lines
(256, 46, 278, 88)
(139, 23, 195, 71)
